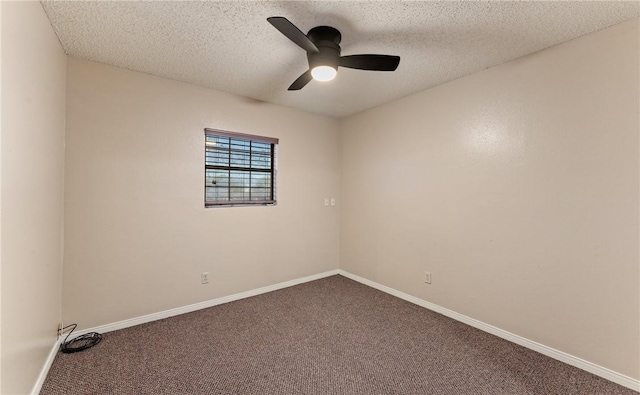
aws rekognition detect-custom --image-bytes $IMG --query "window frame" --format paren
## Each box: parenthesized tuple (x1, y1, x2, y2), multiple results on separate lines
(204, 128, 278, 208)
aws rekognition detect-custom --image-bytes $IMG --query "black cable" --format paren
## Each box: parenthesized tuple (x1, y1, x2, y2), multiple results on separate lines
(60, 323, 102, 354)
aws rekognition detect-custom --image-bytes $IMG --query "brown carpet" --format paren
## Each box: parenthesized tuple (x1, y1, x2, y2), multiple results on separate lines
(41, 275, 636, 394)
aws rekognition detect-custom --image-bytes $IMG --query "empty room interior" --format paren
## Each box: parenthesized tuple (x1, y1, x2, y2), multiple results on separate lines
(2, 1, 639, 394)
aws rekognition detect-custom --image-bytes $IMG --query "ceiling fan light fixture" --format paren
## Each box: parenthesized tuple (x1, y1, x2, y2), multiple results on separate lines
(267, 17, 400, 90)
(311, 65, 337, 82)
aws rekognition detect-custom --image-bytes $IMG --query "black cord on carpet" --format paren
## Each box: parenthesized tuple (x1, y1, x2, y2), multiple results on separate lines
(60, 324, 102, 354)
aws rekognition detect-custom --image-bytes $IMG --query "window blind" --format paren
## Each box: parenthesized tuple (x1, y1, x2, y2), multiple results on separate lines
(205, 128, 278, 207)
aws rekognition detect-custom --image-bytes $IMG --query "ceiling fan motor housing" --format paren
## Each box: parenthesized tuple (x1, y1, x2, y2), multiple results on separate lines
(307, 26, 342, 70)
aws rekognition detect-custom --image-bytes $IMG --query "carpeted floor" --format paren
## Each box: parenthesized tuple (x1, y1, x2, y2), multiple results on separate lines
(41, 275, 636, 394)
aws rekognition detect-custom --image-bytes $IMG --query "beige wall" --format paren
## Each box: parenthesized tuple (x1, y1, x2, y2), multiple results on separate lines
(1, 2, 67, 393)
(340, 18, 639, 379)
(63, 58, 340, 330)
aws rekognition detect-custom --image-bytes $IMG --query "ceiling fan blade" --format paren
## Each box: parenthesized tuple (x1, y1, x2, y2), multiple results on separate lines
(267, 17, 319, 54)
(288, 70, 313, 91)
(338, 55, 400, 71)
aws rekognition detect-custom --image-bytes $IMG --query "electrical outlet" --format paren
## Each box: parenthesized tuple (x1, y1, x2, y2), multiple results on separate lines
(324, 198, 329, 206)
(424, 271, 432, 284)
(57, 322, 63, 338)
(201, 272, 209, 284)
(330, 198, 336, 206)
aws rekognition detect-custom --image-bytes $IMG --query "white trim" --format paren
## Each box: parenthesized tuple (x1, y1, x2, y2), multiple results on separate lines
(31, 338, 62, 395)
(69, 270, 340, 338)
(337, 269, 640, 392)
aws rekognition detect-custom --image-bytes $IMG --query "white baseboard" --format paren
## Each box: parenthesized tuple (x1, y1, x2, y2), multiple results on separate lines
(31, 338, 62, 395)
(70, 269, 340, 339)
(337, 269, 640, 392)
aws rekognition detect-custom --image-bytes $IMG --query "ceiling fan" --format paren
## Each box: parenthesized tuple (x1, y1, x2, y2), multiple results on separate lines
(267, 17, 401, 91)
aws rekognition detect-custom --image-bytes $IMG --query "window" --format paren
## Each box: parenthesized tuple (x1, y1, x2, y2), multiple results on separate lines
(205, 128, 278, 207)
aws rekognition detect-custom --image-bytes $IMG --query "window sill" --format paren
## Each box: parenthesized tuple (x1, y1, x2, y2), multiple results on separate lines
(205, 201, 277, 208)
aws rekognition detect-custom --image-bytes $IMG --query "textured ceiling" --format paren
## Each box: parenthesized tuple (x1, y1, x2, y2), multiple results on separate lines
(41, 1, 639, 119)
